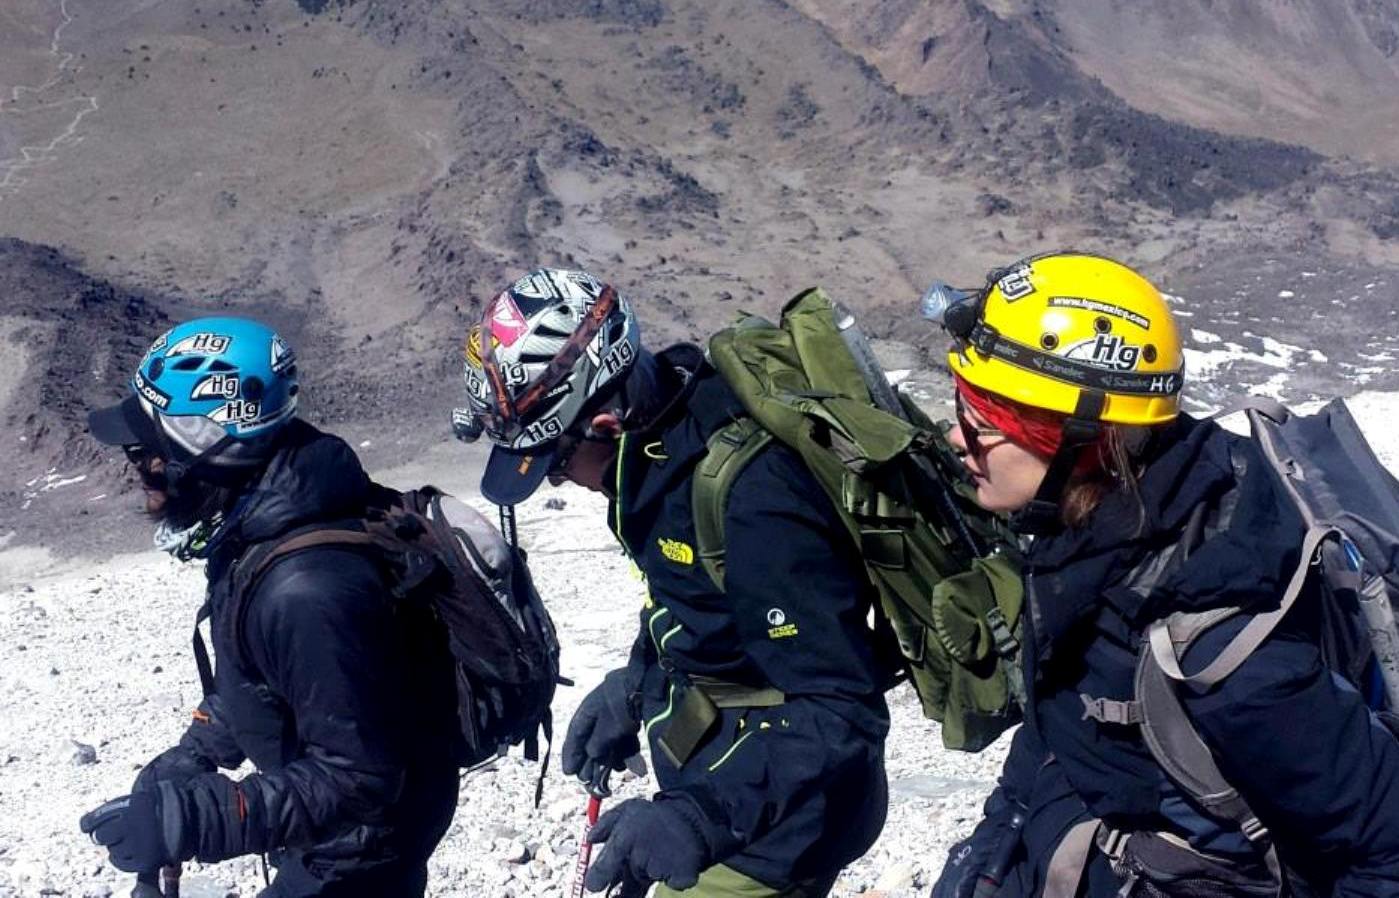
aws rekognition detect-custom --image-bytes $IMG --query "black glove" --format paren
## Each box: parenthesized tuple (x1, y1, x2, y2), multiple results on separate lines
(932, 800, 1026, 898)
(80, 791, 184, 874)
(563, 669, 641, 785)
(932, 831, 989, 898)
(584, 797, 715, 893)
(133, 744, 216, 796)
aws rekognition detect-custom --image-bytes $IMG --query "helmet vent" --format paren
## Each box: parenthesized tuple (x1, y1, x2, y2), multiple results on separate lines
(1143, 345, 1158, 363)
(209, 360, 236, 372)
(1041, 333, 1059, 350)
(172, 357, 204, 371)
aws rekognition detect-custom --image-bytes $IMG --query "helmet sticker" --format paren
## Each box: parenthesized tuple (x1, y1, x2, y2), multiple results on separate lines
(464, 368, 490, 401)
(191, 374, 241, 400)
(520, 414, 564, 446)
(167, 333, 232, 356)
(144, 329, 172, 359)
(541, 381, 573, 401)
(464, 325, 497, 368)
(497, 360, 529, 388)
(209, 399, 261, 425)
(488, 294, 531, 347)
(133, 370, 171, 410)
(511, 270, 564, 300)
(1048, 296, 1151, 330)
(1064, 334, 1143, 371)
(996, 264, 1035, 301)
(269, 335, 295, 373)
(599, 339, 635, 379)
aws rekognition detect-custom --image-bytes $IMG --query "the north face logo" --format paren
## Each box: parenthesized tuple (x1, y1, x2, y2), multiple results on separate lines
(658, 538, 694, 565)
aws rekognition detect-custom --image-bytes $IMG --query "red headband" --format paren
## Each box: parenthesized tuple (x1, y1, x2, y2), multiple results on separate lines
(954, 376, 1105, 476)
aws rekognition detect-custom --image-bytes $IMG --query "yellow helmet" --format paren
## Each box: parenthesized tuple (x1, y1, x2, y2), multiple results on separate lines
(945, 252, 1183, 425)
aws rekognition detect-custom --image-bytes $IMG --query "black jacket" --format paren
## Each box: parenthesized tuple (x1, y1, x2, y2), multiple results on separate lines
(610, 347, 892, 890)
(167, 421, 461, 896)
(950, 415, 1399, 898)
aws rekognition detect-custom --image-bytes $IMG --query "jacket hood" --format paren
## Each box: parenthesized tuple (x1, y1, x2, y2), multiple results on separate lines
(216, 419, 372, 556)
(1028, 414, 1305, 656)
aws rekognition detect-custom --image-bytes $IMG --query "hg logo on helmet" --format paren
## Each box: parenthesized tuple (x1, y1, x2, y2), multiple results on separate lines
(1066, 333, 1142, 371)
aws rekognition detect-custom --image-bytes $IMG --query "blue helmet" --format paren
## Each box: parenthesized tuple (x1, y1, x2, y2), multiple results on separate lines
(89, 316, 299, 472)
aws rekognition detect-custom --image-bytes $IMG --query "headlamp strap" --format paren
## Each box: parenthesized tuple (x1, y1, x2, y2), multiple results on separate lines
(967, 320, 999, 356)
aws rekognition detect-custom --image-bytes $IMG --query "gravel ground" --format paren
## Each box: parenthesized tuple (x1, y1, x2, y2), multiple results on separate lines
(0, 483, 1003, 898)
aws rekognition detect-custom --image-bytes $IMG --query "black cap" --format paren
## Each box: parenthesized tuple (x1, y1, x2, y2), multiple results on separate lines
(87, 395, 160, 448)
(480, 442, 559, 506)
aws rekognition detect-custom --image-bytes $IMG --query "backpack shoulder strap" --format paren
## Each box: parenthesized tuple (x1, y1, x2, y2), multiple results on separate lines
(1149, 523, 1338, 690)
(1135, 607, 1285, 886)
(232, 528, 381, 603)
(197, 525, 389, 692)
(692, 416, 774, 591)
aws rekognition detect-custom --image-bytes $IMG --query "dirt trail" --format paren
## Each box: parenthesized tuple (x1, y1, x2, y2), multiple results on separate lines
(0, 0, 100, 193)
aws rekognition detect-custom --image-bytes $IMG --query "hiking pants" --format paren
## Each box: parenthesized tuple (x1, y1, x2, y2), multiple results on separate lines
(655, 864, 840, 898)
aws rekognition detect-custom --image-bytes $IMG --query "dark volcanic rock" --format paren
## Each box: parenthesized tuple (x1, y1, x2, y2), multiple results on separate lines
(645, 45, 745, 113)
(1064, 102, 1321, 214)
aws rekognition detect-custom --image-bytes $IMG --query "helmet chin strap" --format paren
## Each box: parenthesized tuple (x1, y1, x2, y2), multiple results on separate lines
(149, 420, 237, 498)
(1009, 390, 1106, 535)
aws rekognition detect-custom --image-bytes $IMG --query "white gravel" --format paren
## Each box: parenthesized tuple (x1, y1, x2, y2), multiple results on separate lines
(0, 486, 996, 898)
(4, 391, 1397, 897)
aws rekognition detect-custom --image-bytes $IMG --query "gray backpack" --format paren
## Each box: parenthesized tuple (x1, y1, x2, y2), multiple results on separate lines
(1056, 398, 1399, 897)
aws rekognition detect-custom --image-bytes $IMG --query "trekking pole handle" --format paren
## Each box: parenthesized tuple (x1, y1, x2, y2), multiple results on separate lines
(586, 765, 613, 799)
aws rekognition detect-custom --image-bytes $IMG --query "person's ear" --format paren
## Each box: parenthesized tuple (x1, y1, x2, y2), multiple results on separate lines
(589, 412, 623, 437)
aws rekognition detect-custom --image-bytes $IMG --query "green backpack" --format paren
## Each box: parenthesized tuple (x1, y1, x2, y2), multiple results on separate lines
(697, 286, 1024, 751)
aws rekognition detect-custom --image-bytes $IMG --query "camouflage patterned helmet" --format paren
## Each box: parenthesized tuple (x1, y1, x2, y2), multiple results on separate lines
(465, 268, 639, 504)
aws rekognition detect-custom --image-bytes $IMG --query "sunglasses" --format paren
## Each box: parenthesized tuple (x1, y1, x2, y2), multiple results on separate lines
(546, 426, 617, 483)
(955, 392, 1008, 457)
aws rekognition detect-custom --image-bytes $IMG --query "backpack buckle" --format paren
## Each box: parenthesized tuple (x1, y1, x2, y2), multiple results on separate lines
(1080, 693, 1142, 725)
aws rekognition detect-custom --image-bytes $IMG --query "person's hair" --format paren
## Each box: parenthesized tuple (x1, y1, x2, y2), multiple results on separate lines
(1060, 425, 1153, 531)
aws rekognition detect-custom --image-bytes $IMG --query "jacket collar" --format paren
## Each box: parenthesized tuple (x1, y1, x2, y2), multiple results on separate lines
(1026, 414, 1302, 660)
(207, 420, 372, 580)
(612, 347, 742, 548)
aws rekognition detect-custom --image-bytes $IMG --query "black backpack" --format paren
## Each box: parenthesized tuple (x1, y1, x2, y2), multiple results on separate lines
(194, 486, 562, 777)
(1063, 399, 1399, 895)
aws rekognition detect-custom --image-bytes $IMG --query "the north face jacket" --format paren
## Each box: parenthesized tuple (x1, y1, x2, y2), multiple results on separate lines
(608, 345, 893, 891)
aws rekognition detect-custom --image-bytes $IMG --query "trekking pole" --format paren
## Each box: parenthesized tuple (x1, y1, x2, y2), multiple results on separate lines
(570, 768, 611, 898)
(830, 300, 985, 558)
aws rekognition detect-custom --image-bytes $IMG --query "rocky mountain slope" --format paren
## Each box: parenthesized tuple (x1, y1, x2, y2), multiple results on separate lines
(1, 0, 1397, 553)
